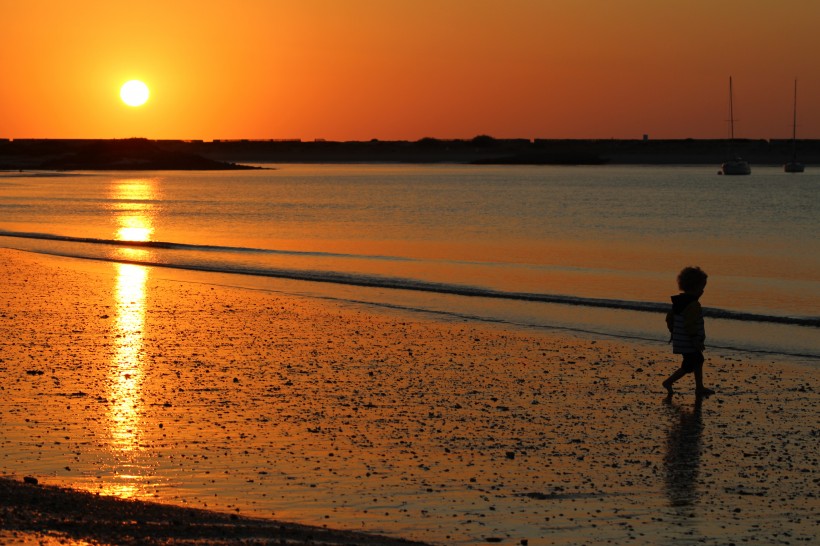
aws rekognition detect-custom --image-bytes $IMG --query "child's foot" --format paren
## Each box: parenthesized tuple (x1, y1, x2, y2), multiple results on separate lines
(696, 387, 715, 397)
(662, 380, 674, 396)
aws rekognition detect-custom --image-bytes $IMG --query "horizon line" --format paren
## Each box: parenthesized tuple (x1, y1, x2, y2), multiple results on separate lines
(4, 136, 819, 143)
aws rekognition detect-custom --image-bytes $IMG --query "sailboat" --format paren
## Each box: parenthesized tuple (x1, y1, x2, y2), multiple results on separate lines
(784, 79, 805, 173)
(720, 77, 751, 175)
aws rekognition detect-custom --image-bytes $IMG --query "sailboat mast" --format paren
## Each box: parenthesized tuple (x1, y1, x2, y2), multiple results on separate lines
(784, 77, 805, 172)
(729, 76, 735, 140)
(720, 76, 751, 174)
(792, 78, 798, 150)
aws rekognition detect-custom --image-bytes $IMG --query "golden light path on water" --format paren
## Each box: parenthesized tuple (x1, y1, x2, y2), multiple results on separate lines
(102, 178, 156, 498)
(111, 178, 156, 243)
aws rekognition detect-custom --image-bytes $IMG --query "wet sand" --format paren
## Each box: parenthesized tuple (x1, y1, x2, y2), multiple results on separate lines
(0, 247, 817, 545)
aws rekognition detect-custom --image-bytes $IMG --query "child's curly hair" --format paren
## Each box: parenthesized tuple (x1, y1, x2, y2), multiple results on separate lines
(677, 266, 708, 292)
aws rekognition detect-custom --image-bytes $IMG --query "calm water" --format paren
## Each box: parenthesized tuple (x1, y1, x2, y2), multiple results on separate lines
(0, 164, 818, 357)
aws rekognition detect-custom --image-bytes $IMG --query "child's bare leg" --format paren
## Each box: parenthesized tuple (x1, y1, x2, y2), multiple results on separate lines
(693, 355, 714, 396)
(663, 368, 687, 394)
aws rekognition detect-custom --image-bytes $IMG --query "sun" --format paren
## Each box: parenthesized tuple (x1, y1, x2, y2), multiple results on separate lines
(120, 80, 150, 107)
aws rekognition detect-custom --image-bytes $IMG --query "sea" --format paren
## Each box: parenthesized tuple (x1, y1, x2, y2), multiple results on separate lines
(1, 164, 817, 359)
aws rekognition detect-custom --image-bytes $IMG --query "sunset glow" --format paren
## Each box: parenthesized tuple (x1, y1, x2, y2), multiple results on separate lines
(1, 1, 818, 140)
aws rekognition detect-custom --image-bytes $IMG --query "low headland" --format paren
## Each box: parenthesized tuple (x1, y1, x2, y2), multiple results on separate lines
(0, 138, 261, 171)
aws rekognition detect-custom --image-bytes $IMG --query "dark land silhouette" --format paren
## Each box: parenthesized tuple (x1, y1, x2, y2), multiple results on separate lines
(0, 138, 260, 171)
(1, 136, 818, 169)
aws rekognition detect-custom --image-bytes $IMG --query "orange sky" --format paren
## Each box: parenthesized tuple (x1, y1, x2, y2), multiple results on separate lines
(2, 0, 819, 141)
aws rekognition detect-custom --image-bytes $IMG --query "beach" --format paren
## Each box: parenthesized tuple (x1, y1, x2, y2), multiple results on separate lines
(0, 247, 817, 545)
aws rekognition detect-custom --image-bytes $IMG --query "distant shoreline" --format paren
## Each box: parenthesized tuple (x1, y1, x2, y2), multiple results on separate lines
(2, 136, 817, 169)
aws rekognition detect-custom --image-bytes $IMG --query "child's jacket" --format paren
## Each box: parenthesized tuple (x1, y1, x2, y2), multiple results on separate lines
(666, 293, 705, 354)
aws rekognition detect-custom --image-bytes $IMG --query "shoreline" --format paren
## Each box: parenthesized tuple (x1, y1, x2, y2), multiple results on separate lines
(1, 248, 817, 544)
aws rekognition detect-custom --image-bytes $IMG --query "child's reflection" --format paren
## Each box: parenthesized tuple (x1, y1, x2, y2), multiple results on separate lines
(663, 395, 704, 508)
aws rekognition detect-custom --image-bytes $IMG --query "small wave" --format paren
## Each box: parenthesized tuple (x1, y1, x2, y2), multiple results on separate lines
(0, 229, 410, 262)
(703, 308, 818, 326)
(8, 241, 818, 328)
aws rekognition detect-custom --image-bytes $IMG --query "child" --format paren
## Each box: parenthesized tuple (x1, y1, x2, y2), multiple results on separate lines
(663, 266, 715, 397)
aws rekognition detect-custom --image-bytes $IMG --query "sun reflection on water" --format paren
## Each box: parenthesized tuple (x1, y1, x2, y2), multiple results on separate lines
(102, 177, 158, 498)
(102, 262, 150, 498)
(110, 263, 147, 450)
(109, 178, 157, 259)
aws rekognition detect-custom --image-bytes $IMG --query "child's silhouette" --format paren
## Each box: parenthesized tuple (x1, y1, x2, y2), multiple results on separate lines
(664, 266, 715, 397)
